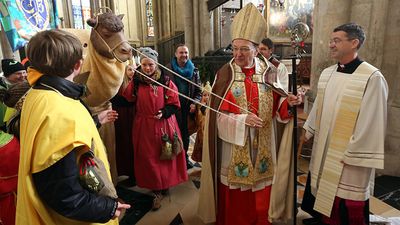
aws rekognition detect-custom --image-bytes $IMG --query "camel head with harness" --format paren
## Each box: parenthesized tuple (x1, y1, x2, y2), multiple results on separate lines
(86, 10, 132, 62)
(67, 8, 133, 108)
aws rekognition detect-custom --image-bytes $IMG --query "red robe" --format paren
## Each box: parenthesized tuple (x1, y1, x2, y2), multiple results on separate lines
(112, 88, 135, 180)
(0, 133, 20, 225)
(122, 77, 188, 190)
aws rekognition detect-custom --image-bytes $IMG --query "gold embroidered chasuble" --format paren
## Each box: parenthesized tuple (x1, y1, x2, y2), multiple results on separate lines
(226, 61, 274, 186)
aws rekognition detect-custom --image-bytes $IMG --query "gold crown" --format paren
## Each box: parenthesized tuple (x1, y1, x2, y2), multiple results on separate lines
(202, 81, 212, 93)
(231, 3, 267, 44)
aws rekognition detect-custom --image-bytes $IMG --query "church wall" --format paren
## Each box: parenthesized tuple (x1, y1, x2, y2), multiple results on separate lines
(378, 0, 400, 176)
(173, 0, 185, 32)
(183, 0, 213, 57)
(114, 0, 143, 46)
(309, 0, 351, 92)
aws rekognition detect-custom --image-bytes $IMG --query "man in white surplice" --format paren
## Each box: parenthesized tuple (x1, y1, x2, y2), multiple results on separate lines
(301, 23, 388, 225)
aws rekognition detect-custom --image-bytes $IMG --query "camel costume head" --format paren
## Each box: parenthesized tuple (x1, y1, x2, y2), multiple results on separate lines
(64, 9, 133, 108)
(86, 12, 132, 62)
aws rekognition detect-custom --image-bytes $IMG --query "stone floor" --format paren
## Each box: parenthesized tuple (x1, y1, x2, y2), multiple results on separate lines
(116, 131, 400, 225)
(117, 157, 400, 225)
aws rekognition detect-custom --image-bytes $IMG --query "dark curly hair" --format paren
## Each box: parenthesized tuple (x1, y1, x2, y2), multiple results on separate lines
(333, 23, 365, 50)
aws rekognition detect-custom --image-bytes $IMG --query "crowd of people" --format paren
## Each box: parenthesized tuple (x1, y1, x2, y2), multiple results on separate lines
(0, 3, 388, 225)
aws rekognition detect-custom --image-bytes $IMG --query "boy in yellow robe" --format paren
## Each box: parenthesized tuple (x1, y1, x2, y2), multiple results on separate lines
(16, 29, 130, 225)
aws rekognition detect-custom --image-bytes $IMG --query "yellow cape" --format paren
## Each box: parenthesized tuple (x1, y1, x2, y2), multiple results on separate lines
(16, 88, 118, 225)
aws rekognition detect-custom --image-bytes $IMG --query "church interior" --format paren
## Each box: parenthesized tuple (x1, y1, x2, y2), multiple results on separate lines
(0, 0, 399, 224)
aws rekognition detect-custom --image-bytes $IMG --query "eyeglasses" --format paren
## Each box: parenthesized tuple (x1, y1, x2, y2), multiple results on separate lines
(232, 47, 254, 53)
(329, 38, 353, 45)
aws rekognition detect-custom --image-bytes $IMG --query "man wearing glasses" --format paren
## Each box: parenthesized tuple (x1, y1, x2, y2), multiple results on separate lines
(301, 23, 388, 225)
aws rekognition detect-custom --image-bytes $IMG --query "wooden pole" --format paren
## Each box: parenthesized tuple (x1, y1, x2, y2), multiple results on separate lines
(291, 54, 299, 225)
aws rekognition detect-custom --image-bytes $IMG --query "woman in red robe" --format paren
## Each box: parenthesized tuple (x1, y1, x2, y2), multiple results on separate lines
(122, 48, 188, 210)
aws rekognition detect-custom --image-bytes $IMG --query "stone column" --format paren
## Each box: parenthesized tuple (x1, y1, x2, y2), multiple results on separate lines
(163, 0, 172, 39)
(192, 0, 200, 56)
(350, 0, 389, 67)
(198, 0, 212, 56)
(184, 0, 194, 54)
(309, 0, 351, 93)
(213, 7, 221, 50)
(183, 0, 213, 57)
(114, 0, 143, 46)
(374, 0, 400, 176)
(171, 0, 185, 32)
(155, 0, 172, 40)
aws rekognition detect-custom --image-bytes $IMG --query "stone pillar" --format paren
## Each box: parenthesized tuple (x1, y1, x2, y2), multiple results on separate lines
(183, 0, 212, 57)
(375, 0, 400, 176)
(213, 7, 221, 50)
(172, 0, 185, 32)
(184, 0, 194, 54)
(350, 0, 389, 67)
(155, 0, 172, 40)
(309, 0, 351, 93)
(166, 0, 172, 38)
(114, 0, 143, 46)
(193, 0, 200, 55)
(198, 0, 212, 56)
(154, 0, 185, 40)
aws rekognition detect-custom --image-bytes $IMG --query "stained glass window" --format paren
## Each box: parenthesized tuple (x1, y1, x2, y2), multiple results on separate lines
(71, 0, 91, 29)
